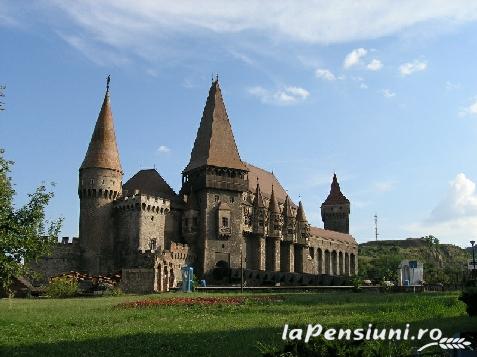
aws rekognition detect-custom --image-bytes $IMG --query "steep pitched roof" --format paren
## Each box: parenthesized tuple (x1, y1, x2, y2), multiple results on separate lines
(310, 226, 356, 245)
(81, 90, 122, 172)
(245, 163, 294, 206)
(322, 173, 350, 206)
(184, 80, 246, 172)
(123, 169, 177, 201)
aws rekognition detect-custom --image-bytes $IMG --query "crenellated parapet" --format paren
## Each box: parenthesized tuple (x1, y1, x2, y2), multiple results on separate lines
(114, 190, 171, 215)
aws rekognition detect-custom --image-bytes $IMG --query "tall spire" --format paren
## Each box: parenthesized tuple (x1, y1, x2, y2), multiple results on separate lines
(253, 180, 265, 208)
(81, 77, 122, 173)
(268, 185, 280, 213)
(283, 195, 294, 217)
(184, 79, 246, 172)
(323, 173, 349, 205)
(296, 201, 308, 222)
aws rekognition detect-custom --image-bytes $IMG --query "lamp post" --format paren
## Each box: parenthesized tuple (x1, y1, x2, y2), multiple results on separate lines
(240, 239, 244, 293)
(471, 240, 476, 278)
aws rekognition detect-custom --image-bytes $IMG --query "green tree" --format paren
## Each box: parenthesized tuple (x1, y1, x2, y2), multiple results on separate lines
(0, 149, 62, 294)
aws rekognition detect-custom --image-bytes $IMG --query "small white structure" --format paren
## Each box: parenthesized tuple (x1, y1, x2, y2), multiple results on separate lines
(397, 260, 424, 286)
(468, 260, 477, 271)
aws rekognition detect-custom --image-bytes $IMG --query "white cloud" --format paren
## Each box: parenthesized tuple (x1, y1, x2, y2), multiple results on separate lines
(382, 89, 396, 98)
(446, 81, 461, 91)
(399, 60, 427, 76)
(374, 180, 397, 192)
(315, 68, 336, 81)
(248, 85, 309, 105)
(407, 173, 477, 247)
(459, 98, 477, 117)
(10, 2, 477, 66)
(343, 48, 367, 69)
(367, 59, 383, 71)
(360, 83, 368, 89)
(157, 145, 171, 154)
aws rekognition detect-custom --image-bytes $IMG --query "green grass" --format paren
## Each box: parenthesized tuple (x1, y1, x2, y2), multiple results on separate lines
(0, 291, 476, 356)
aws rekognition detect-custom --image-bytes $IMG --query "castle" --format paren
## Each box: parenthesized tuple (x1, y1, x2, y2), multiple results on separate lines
(34, 78, 358, 292)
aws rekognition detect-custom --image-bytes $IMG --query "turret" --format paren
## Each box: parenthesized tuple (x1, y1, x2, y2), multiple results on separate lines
(295, 201, 310, 244)
(267, 185, 282, 238)
(321, 173, 350, 234)
(78, 76, 123, 274)
(282, 196, 296, 242)
(252, 181, 266, 236)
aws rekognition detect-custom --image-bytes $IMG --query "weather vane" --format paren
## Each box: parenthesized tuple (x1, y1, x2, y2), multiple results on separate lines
(106, 75, 111, 93)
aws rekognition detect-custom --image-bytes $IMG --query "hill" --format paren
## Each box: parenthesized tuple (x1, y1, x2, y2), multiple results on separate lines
(358, 236, 471, 284)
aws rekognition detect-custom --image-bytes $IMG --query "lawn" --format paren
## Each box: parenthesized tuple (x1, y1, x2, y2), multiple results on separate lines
(0, 291, 475, 356)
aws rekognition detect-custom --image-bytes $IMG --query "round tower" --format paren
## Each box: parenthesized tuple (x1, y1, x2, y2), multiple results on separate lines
(78, 78, 123, 275)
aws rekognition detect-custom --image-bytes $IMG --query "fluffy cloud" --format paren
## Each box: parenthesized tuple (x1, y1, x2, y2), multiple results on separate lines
(367, 59, 383, 71)
(248, 85, 309, 105)
(459, 98, 477, 117)
(343, 48, 367, 69)
(382, 89, 396, 98)
(315, 68, 336, 81)
(157, 145, 171, 154)
(407, 173, 477, 247)
(399, 60, 427, 76)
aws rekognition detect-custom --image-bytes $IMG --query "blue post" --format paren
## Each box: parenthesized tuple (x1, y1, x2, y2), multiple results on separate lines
(181, 266, 193, 292)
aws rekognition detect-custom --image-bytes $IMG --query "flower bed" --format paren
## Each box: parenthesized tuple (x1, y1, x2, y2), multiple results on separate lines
(116, 295, 283, 308)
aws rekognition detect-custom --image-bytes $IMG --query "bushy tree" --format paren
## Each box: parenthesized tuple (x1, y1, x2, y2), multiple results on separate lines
(0, 149, 62, 294)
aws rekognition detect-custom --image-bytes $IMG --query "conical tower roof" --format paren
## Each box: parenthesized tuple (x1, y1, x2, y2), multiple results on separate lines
(81, 83, 122, 173)
(268, 185, 280, 213)
(253, 181, 265, 209)
(283, 196, 294, 217)
(323, 173, 349, 205)
(184, 79, 247, 173)
(296, 201, 308, 222)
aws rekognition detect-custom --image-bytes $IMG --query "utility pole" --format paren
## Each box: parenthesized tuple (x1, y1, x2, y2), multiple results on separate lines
(374, 214, 379, 241)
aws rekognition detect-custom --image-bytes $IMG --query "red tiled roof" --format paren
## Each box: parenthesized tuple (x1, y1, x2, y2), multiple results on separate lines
(310, 226, 356, 245)
(184, 80, 246, 172)
(81, 92, 122, 173)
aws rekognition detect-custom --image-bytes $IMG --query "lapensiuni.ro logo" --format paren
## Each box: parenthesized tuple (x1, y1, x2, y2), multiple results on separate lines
(282, 324, 472, 352)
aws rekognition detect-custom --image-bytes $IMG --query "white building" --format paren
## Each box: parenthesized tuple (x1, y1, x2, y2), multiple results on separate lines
(397, 260, 424, 286)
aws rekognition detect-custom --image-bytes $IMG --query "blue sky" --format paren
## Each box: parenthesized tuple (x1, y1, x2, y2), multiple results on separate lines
(2, 1, 477, 247)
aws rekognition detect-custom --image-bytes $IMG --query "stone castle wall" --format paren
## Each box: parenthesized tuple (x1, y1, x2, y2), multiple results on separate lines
(30, 237, 81, 283)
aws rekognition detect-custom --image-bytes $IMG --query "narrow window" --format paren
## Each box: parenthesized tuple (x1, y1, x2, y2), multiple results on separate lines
(222, 217, 229, 227)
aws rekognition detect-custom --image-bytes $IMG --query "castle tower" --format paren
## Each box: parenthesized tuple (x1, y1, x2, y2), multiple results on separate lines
(321, 173, 350, 234)
(181, 78, 248, 278)
(266, 185, 281, 271)
(252, 181, 266, 237)
(295, 201, 311, 245)
(78, 78, 123, 275)
(267, 185, 282, 238)
(282, 196, 296, 242)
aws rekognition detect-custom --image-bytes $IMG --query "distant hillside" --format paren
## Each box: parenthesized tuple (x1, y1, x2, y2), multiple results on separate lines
(358, 236, 471, 284)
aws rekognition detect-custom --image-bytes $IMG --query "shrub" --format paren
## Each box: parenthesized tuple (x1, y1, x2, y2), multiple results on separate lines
(45, 277, 78, 298)
(459, 286, 477, 317)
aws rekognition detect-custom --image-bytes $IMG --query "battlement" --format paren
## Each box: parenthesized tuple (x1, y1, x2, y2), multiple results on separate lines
(47, 236, 79, 246)
(114, 190, 171, 214)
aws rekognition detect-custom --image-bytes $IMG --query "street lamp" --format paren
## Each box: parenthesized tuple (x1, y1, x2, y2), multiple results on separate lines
(471, 241, 476, 277)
